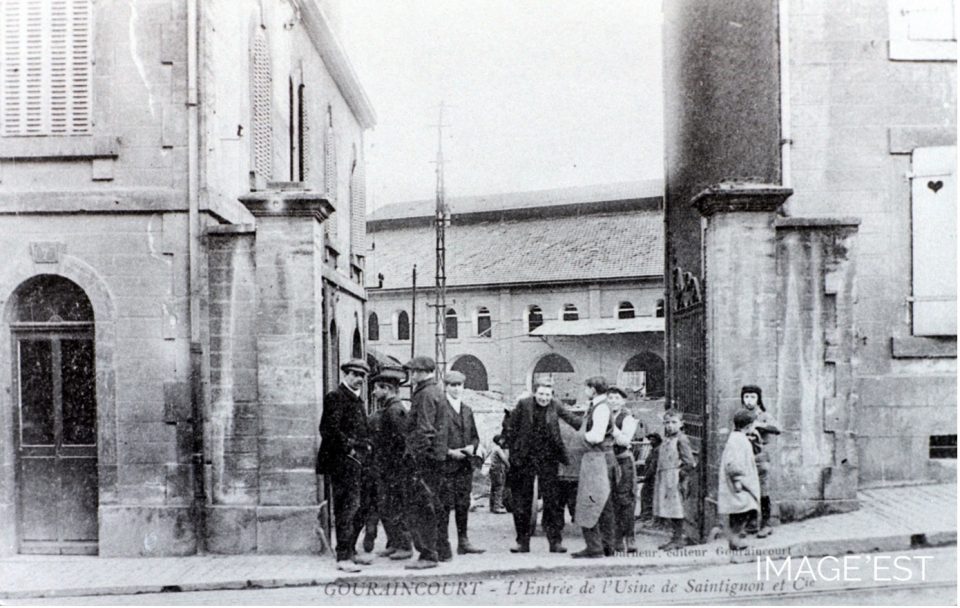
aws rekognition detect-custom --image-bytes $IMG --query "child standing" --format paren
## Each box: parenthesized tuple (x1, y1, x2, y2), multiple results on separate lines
(739, 385, 780, 538)
(719, 409, 761, 550)
(488, 434, 509, 514)
(639, 432, 662, 523)
(653, 410, 697, 551)
(607, 386, 639, 553)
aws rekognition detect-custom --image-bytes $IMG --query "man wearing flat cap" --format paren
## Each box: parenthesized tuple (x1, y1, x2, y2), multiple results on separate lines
(370, 369, 413, 560)
(317, 358, 372, 572)
(438, 370, 485, 559)
(400, 356, 449, 569)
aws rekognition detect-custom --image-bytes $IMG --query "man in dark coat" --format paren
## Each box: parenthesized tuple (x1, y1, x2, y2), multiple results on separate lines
(438, 371, 485, 559)
(502, 380, 579, 553)
(401, 356, 449, 569)
(316, 358, 371, 573)
(370, 369, 413, 560)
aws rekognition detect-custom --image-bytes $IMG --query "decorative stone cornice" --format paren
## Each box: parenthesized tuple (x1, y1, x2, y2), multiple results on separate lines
(692, 181, 792, 217)
(775, 216, 861, 230)
(239, 183, 334, 221)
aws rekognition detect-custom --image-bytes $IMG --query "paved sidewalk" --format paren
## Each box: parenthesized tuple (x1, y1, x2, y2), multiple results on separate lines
(0, 483, 954, 600)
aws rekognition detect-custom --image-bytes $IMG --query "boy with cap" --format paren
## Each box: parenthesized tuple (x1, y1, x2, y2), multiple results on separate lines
(317, 359, 372, 572)
(370, 369, 413, 560)
(719, 409, 760, 550)
(608, 386, 639, 553)
(439, 370, 485, 558)
(401, 356, 449, 569)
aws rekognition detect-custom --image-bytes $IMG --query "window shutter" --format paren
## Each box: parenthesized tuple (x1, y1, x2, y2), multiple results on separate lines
(889, 0, 957, 60)
(350, 156, 365, 255)
(251, 30, 272, 184)
(1, 0, 91, 136)
(911, 146, 957, 336)
(324, 108, 338, 240)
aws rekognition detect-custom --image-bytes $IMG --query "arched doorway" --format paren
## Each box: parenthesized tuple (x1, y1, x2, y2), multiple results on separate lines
(620, 351, 665, 398)
(450, 354, 488, 391)
(532, 353, 577, 404)
(11, 275, 98, 554)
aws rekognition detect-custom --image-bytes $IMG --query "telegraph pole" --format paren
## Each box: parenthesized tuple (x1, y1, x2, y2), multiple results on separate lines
(410, 264, 417, 358)
(431, 102, 450, 377)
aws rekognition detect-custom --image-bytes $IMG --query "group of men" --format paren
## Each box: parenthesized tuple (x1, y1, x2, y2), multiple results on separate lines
(316, 356, 486, 572)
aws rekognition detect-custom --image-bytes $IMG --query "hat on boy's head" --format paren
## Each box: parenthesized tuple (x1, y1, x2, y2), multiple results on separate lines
(403, 356, 436, 372)
(444, 370, 466, 385)
(371, 369, 405, 386)
(733, 409, 757, 430)
(740, 385, 765, 411)
(341, 359, 370, 375)
(646, 431, 663, 445)
(607, 386, 629, 399)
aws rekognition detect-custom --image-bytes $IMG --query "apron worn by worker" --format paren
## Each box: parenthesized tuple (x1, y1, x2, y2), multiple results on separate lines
(574, 401, 613, 529)
(654, 435, 684, 519)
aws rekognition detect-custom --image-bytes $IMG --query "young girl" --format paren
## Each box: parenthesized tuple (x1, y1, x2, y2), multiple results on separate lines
(739, 385, 780, 538)
(719, 409, 760, 550)
(653, 410, 696, 551)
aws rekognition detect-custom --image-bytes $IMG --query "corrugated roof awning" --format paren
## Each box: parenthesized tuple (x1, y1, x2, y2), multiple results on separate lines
(530, 317, 665, 336)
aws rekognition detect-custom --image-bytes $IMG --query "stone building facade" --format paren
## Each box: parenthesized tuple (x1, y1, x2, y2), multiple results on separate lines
(0, 0, 373, 556)
(365, 182, 666, 406)
(663, 0, 956, 538)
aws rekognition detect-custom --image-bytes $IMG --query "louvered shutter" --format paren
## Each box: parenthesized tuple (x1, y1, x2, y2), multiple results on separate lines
(350, 157, 365, 255)
(251, 30, 272, 183)
(324, 111, 338, 239)
(299, 85, 309, 182)
(911, 146, 957, 336)
(1, 0, 92, 136)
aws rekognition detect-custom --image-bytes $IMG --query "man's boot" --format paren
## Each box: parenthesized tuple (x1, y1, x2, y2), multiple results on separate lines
(457, 535, 485, 554)
(549, 541, 567, 553)
(377, 547, 397, 557)
(509, 539, 530, 553)
(389, 549, 414, 560)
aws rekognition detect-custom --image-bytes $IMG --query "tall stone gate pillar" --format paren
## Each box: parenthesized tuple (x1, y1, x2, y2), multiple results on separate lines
(692, 182, 860, 532)
(204, 185, 332, 553)
(692, 183, 791, 534)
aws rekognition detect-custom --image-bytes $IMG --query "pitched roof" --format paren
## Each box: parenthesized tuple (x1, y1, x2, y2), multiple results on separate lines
(366, 208, 663, 289)
(367, 180, 662, 222)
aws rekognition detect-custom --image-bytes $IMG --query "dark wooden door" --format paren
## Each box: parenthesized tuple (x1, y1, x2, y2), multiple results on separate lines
(15, 331, 98, 555)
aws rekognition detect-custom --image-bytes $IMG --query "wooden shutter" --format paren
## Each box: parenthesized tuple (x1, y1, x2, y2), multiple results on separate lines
(911, 146, 957, 336)
(350, 155, 365, 255)
(324, 107, 338, 240)
(1, 0, 91, 136)
(251, 30, 272, 183)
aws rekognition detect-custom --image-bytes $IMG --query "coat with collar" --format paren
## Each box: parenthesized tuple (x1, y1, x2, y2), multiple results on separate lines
(316, 383, 369, 475)
(502, 396, 572, 468)
(375, 395, 408, 476)
(404, 378, 449, 464)
(444, 398, 480, 474)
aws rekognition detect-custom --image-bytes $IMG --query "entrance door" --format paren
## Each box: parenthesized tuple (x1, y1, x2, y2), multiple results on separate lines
(15, 331, 98, 554)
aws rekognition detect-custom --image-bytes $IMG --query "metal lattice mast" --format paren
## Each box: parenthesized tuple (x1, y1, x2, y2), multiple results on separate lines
(432, 103, 450, 376)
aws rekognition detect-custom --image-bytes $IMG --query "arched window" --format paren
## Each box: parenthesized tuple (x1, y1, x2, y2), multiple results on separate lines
(617, 301, 635, 319)
(352, 326, 362, 359)
(450, 355, 488, 391)
(396, 311, 410, 341)
(527, 305, 543, 333)
(655, 299, 665, 318)
(620, 351, 665, 398)
(562, 304, 579, 321)
(477, 307, 492, 338)
(367, 312, 379, 341)
(445, 308, 458, 339)
(532, 353, 577, 404)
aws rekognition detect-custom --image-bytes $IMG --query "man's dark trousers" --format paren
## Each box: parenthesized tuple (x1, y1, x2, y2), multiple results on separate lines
(404, 464, 444, 562)
(510, 459, 563, 546)
(440, 468, 473, 554)
(331, 461, 364, 561)
(378, 474, 411, 551)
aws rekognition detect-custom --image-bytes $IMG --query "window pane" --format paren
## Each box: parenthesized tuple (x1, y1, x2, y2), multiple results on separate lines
(368, 313, 379, 341)
(19, 339, 54, 445)
(528, 307, 543, 332)
(61, 339, 96, 445)
(477, 313, 491, 337)
(398, 311, 410, 340)
(445, 310, 458, 339)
